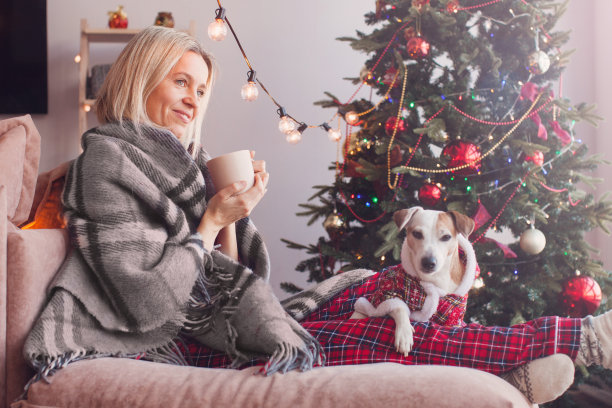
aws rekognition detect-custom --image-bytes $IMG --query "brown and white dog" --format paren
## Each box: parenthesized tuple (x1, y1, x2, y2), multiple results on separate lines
(350, 206, 477, 356)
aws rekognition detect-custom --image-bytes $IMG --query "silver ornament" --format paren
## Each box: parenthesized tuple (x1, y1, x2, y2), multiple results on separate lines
(519, 227, 546, 255)
(527, 50, 551, 75)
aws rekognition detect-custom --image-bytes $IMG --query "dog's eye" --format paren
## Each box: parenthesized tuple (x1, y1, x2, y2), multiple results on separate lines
(412, 230, 423, 240)
(440, 234, 452, 242)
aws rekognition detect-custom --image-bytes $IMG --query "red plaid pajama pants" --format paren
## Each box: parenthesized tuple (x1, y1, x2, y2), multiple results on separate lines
(176, 274, 581, 375)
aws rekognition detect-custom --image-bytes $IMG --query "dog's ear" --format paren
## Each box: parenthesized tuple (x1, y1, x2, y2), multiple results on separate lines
(393, 207, 423, 231)
(448, 211, 475, 237)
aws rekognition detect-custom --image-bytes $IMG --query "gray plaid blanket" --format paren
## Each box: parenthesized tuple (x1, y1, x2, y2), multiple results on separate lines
(22, 122, 371, 389)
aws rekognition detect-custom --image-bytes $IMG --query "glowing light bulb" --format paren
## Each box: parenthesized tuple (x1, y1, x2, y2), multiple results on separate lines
(286, 130, 302, 144)
(286, 123, 307, 145)
(278, 116, 296, 134)
(344, 111, 359, 125)
(74, 54, 81, 63)
(241, 82, 258, 101)
(321, 123, 341, 142)
(328, 128, 342, 142)
(208, 19, 227, 41)
(83, 104, 91, 112)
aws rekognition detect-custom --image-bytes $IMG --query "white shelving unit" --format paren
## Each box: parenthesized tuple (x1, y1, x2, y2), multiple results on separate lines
(77, 18, 196, 136)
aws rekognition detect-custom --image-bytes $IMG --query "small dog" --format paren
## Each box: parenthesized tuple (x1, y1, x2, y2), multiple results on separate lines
(350, 206, 477, 356)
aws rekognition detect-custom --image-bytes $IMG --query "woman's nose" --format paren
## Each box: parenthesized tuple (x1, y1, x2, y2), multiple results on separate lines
(183, 89, 198, 107)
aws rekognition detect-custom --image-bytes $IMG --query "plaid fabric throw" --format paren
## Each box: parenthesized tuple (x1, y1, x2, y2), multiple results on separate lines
(178, 272, 581, 375)
(369, 264, 468, 327)
(23, 122, 365, 386)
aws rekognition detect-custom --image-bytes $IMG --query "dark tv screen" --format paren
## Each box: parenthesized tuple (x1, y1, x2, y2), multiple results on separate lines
(0, 0, 47, 114)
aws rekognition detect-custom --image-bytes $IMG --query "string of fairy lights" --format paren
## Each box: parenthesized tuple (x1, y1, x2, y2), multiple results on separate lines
(206, 0, 581, 235)
(207, 0, 557, 145)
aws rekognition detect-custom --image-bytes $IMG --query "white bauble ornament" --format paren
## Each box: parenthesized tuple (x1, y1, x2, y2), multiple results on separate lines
(520, 228, 546, 255)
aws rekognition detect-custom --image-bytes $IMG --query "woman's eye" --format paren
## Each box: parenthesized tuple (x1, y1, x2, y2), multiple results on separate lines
(440, 234, 452, 242)
(412, 230, 423, 240)
(197, 89, 205, 97)
(176, 79, 186, 87)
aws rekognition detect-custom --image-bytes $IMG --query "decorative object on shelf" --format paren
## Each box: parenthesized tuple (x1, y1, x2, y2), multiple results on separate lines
(154, 12, 174, 28)
(108, 6, 128, 29)
(519, 227, 546, 255)
(562, 275, 602, 318)
(442, 140, 481, 174)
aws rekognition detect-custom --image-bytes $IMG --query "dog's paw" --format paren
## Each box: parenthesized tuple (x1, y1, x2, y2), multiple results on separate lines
(349, 311, 367, 320)
(394, 324, 415, 356)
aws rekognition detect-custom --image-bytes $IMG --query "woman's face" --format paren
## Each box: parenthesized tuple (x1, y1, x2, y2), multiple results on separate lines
(146, 51, 209, 139)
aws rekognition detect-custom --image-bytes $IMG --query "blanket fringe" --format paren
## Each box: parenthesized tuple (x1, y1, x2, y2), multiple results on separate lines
(143, 339, 189, 366)
(19, 341, 181, 404)
(183, 264, 238, 335)
(18, 350, 111, 403)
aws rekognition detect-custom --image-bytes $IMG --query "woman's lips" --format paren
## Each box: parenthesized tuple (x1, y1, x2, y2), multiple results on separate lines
(174, 110, 192, 123)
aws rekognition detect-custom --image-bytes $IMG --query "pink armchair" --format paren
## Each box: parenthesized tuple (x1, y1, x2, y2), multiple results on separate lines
(1, 115, 534, 408)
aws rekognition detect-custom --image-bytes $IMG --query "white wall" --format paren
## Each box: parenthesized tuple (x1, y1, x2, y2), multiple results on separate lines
(559, 1, 612, 274)
(2, 1, 610, 298)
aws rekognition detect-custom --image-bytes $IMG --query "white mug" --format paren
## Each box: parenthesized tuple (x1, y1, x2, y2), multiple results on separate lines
(206, 150, 254, 194)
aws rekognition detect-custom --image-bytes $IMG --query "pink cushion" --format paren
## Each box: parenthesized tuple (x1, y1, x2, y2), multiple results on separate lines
(6, 228, 69, 405)
(0, 115, 41, 226)
(19, 358, 531, 408)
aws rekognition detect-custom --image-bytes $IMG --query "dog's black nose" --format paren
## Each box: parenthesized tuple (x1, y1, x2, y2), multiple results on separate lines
(421, 256, 437, 272)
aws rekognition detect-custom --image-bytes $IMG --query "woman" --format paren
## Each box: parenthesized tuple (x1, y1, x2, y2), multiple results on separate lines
(24, 25, 327, 384)
(24, 26, 612, 404)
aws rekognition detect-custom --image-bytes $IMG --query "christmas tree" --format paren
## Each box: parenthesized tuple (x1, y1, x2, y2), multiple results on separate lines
(282, 0, 612, 405)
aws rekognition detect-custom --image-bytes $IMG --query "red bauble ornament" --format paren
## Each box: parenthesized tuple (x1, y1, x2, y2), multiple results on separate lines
(446, 0, 460, 13)
(384, 117, 406, 135)
(562, 275, 602, 318)
(418, 183, 442, 207)
(442, 140, 481, 174)
(524, 151, 544, 166)
(406, 37, 430, 59)
(108, 6, 128, 28)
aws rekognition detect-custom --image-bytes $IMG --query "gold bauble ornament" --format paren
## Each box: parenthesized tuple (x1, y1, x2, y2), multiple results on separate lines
(324, 212, 345, 234)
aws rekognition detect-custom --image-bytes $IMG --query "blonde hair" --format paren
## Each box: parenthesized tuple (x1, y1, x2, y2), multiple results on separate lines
(96, 25, 215, 153)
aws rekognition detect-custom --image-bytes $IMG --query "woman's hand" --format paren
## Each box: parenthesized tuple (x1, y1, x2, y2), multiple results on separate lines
(251, 150, 266, 176)
(198, 153, 269, 251)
